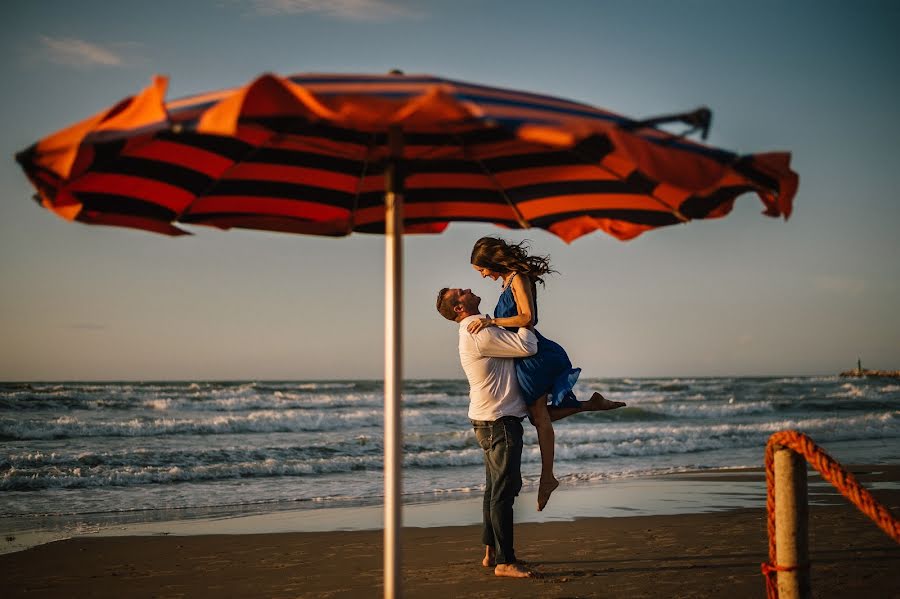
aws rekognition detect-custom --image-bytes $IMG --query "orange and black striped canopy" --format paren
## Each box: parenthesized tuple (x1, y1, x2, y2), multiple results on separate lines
(16, 72, 798, 242)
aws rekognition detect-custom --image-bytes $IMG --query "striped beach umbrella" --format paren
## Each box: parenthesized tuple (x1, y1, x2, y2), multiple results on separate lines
(15, 71, 798, 598)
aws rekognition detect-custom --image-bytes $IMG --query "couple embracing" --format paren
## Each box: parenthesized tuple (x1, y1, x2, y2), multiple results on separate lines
(436, 236, 625, 578)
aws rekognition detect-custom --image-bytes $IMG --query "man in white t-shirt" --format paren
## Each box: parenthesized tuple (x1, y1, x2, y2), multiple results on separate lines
(436, 286, 538, 578)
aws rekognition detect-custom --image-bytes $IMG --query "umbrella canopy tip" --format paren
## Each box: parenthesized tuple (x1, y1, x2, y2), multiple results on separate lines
(14, 145, 37, 167)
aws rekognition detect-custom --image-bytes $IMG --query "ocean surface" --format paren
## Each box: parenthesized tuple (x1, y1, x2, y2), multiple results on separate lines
(2, 377, 899, 539)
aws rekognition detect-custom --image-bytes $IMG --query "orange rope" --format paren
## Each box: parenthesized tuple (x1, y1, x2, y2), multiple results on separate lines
(762, 430, 900, 598)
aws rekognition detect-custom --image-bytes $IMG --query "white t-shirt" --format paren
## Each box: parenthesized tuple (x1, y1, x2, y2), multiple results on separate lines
(457, 314, 537, 421)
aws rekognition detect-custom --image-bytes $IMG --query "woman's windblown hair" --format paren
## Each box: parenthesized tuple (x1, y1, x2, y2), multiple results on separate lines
(470, 236, 556, 286)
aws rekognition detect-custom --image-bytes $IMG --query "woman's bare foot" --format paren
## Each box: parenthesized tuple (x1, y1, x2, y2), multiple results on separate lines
(584, 392, 626, 411)
(494, 562, 536, 578)
(537, 476, 560, 511)
(482, 546, 495, 567)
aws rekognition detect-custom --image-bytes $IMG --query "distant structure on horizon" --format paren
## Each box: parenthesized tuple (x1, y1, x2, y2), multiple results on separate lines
(839, 357, 900, 378)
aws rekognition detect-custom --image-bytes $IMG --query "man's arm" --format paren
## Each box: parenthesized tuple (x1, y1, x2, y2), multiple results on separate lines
(471, 326, 537, 358)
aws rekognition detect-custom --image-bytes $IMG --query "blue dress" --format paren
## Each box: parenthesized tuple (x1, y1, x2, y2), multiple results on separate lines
(494, 277, 582, 408)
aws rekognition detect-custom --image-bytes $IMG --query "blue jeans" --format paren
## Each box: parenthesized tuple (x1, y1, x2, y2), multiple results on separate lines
(472, 416, 524, 565)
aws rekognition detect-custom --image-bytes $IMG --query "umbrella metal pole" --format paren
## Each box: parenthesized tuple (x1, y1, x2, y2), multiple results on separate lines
(383, 125, 404, 599)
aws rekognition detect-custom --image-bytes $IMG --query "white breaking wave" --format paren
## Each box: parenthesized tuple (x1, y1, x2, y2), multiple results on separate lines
(0, 409, 387, 439)
(830, 383, 867, 399)
(292, 382, 353, 389)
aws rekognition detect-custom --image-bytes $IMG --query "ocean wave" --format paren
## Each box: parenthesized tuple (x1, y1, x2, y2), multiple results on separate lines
(583, 407, 669, 422)
(142, 391, 389, 412)
(0, 441, 380, 470)
(296, 382, 356, 390)
(797, 399, 900, 412)
(607, 398, 777, 418)
(1, 431, 478, 473)
(770, 376, 839, 385)
(829, 383, 867, 399)
(5, 411, 895, 493)
(0, 388, 467, 413)
(0, 404, 476, 440)
(0, 445, 491, 491)
(555, 411, 900, 451)
(1, 457, 381, 491)
(0, 409, 388, 440)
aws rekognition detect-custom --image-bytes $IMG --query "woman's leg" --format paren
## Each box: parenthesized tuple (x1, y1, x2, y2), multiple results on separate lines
(545, 392, 626, 422)
(584, 392, 627, 411)
(527, 398, 560, 511)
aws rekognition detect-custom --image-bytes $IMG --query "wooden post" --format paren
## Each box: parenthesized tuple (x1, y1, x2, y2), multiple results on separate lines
(774, 447, 810, 599)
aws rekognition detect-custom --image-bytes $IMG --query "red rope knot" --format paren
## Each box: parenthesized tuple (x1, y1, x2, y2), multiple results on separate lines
(761, 561, 808, 576)
(762, 560, 811, 599)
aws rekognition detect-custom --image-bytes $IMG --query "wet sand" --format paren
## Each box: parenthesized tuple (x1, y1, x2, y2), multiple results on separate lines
(4, 467, 898, 598)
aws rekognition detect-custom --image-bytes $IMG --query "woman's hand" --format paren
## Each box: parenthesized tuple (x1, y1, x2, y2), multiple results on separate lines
(467, 317, 494, 334)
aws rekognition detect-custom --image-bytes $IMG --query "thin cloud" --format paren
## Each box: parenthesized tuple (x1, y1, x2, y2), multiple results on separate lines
(813, 275, 867, 297)
(736, 334, 753, 347)
(38, 35, 124, 67)
(66, 323, 108, 331)
(250, 0, 422, 20)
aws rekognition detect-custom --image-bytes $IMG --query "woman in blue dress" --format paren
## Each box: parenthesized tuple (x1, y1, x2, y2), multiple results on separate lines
(469, 236, 625, 511)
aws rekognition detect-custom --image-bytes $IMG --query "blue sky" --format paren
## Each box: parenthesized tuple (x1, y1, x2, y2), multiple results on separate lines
(1, 0, 898, 380)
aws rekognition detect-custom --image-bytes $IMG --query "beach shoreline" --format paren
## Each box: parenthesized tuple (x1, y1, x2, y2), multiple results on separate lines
(4, 465, 898, 598)
(3, 464, 897, 553)
(5, 466, 760, 555)
(0, 465, 786, 555)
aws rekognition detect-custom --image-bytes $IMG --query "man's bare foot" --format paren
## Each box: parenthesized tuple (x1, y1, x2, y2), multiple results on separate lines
(537, 476, 560, 511)
(482, 546, 495, 567)
(494, 562, 536, 578)
(584, 392, 626, 411)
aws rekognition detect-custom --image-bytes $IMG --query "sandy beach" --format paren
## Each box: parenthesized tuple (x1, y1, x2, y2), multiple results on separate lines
(4, 466, 898, 598)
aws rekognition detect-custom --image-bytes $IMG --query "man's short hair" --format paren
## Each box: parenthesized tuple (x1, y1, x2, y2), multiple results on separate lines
(436, 287, 458, 321)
